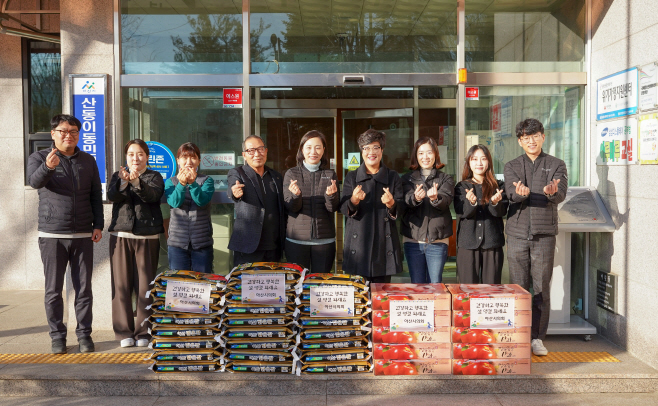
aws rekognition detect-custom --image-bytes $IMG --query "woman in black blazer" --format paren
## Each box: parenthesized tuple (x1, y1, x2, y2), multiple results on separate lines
(454, 144, 509, 284)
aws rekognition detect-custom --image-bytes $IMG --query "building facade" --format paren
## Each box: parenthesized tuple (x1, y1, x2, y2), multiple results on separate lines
(0, 0, 655, 369)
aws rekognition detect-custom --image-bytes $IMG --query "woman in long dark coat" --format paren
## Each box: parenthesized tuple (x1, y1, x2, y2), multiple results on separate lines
(340, 129, 404, 283)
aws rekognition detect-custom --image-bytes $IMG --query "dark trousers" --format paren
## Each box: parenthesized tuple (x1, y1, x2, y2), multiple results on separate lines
(366, 275, 392, 284)
(168, 245, 213, 273)
(233, 249, 280, 268)
(284, 240, 336, 273)
(110, 235, 160, 340)
(38, 237, 94, 340)
(507, 235, 556, 340)
(456, 246, 504, 284)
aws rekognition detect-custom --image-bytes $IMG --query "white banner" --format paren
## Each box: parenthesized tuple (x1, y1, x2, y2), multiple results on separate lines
(597, 67, 638, 120)
(389, 300, 434, 332)
(164, 280, 212, 314)
(309, 286, 355, 317)
(241, 274, 286, 304)
(596, 118, 638, 165)
(639, 63, 658, 111)
(470, 297, 515, 329)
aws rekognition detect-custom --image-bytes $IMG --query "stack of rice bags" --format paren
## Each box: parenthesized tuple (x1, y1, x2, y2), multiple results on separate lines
(145, 270, 227, 373)
(296, 273, 372, 374)
(221, 262, 303, 374)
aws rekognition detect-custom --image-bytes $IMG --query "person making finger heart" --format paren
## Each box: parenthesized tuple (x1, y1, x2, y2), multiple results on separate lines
(283, 131, 340, 273)
(454, 145, 508, 285)
(340, 129, 404, 283)
(401, 137, 455, 284)
(165, 142, 215, 273)
(227, 135, 285, 267)
(504, 118, 568, 358)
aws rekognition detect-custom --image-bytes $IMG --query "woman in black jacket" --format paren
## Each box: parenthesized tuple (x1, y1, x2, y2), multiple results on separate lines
(454, 144, 508, 284)
(402, 137, 454, 283)
(283, 130, 339, 272)
(107, 139, 164, 348)
(340, 129, 404, 283)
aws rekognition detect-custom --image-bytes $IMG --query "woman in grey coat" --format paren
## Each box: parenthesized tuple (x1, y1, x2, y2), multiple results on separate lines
(283, 130, 340, 272)
(340, 129, 404, 283)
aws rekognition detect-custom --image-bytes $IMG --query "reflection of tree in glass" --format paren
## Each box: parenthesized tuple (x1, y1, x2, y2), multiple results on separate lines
(171, 14, 270, 62)
(270, 12, 456, 68)
(30, 52, 62, 133)
(121, 14, 158, 64)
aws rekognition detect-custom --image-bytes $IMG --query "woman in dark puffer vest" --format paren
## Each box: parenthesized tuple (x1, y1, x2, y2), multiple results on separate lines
(283, 130, 340, 272)
(164, 142, 215, 273)
(401, 137, 454, 283)
(107, 139, 164, 348)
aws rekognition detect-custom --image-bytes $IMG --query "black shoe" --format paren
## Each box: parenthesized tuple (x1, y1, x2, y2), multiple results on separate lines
(78, 336, 95, 353)
(51, 338, 67, 354)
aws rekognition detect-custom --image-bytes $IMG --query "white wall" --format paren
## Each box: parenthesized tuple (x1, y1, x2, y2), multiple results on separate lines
(589, 0, 658, 369)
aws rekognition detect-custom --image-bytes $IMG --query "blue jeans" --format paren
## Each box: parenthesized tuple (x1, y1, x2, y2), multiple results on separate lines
(168, 245, 214, 273)
(404, 242, 448, 283)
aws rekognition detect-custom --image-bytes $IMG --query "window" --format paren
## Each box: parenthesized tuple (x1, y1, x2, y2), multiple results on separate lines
(23, 39, 62, 184)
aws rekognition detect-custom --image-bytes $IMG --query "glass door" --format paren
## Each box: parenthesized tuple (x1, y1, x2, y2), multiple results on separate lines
(341, 108, 414, 177)
(258, 109, 336, 174)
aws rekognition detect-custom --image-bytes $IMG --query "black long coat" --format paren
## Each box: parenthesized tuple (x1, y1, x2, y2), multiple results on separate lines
(340, 163, 404, 278)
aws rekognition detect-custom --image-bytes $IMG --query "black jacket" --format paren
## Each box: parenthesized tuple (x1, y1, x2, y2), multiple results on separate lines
(227, 165, 285, 256)
(401, 169, 454, 242)
(27, 144, 104, 233)
(107, 169, 165, 236)
(283, 165, 340, 241)
(504, 151, 568, 239)
(454, 180, 508, 249)
(340, 163, 404, 278)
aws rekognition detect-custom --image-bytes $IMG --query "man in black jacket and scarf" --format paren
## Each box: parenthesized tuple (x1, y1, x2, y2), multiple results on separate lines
(27, 114, 104, 354)
(504, 118, 567, 357)
(227, 135, 285, 266)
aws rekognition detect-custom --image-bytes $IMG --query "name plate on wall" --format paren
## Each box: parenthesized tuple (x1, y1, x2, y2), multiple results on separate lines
(596, 270, 618, 314)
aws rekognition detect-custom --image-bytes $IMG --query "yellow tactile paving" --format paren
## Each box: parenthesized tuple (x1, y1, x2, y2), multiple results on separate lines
(0, 353, 151, 364)
(532, 351, 620, 363)
(0, 351, 620, 364)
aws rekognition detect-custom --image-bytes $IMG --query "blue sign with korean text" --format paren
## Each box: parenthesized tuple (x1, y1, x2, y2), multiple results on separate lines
(597, 67, 639, 120)
(146, 141, 177, 181)
(71, 75, 106, 197)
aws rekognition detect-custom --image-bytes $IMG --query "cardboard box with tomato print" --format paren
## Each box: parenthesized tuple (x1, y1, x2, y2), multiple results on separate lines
(374, 358, 451, 375)
(452, 310, 532, 328)
(374, 309, 451, 328)
(373, 326, 451, 344)
(452, 359, 531, 375)
(371, 283, 451, 311)
(374, 343, 451, 360)
(452, 343, 531, 359)
(451, 327, 531, 344)
(447, 284, 531, 312)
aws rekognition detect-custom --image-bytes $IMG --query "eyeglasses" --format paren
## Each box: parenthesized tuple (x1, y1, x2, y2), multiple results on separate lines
(53, 129, 80, 136)
(362, 146, 382, 153)
(519, 134, 543, 143)
(244, 146, 266, 156)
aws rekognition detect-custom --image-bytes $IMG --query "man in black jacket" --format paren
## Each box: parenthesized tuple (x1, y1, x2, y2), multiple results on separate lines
(27, 114, 104, 354)
(227, 135, 285, 266)
(504, 118, 567, 357)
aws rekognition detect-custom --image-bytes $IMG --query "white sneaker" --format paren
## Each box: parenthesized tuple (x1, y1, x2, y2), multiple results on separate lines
(120, 338, 135, 348)
(135, 339, 150, 347)
(531, 339, 548, 356)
